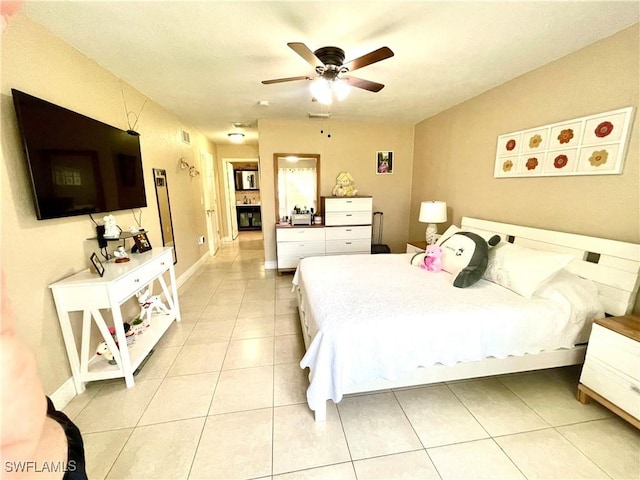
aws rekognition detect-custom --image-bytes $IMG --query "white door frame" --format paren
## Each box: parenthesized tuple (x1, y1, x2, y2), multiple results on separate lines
(201, 150, 220, 256)
(222, 157, 259, 240)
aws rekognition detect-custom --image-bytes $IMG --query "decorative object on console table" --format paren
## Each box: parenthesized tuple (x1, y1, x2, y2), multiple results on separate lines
(419, 201, 447, 245)
(89, 253, 105, 277)
(132, 231, 152, 253)
(577, 314, 640, 429)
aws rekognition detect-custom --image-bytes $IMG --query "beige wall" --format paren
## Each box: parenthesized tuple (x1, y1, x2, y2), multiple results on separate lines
(1, 14, 214, 393)
(258, 119, 415, 264)
(410, 25, 639, 245)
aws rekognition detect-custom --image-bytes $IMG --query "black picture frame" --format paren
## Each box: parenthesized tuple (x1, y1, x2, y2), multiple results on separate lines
(90, 253, 105, 277)
(133, 231, 152, 253)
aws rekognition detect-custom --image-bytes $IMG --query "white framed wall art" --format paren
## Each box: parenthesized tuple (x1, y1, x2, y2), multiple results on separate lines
(494, 106, 635, 178)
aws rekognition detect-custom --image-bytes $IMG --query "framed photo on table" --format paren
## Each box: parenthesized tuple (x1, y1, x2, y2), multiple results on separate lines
(132, 231, 152, 253)
(90, 253, 105, 277)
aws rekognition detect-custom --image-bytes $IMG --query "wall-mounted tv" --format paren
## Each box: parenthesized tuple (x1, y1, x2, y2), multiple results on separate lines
(11, 89, 147, 220)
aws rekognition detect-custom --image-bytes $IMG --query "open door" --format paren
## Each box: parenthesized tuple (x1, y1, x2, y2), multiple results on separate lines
(224, 160, 239, 240)
(201, 150, 220, 255)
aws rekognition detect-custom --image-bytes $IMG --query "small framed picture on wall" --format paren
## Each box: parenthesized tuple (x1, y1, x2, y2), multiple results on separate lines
(376, 151, 393, 174)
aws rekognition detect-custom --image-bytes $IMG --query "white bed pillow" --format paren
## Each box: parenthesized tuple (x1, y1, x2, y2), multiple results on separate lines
(483, 242, 574, 298)
(534, 269, 605, 324)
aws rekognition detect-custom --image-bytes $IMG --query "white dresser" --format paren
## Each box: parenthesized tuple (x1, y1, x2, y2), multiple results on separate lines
(578, 315, 640, 429)
(276, 226, 325, 271)
(49, 248, 180, 393)
(322, 196, 373, 256)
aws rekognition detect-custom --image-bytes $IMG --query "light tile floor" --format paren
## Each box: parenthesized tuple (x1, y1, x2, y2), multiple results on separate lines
(62, 231, 640, 479)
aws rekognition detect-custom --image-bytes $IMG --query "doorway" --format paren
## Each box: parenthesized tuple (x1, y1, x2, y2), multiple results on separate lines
(223, 158, 260, 241)
(201, 150, 220, 256)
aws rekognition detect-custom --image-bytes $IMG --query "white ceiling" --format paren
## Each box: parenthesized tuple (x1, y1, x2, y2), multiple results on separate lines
(22, 1, 639, 145)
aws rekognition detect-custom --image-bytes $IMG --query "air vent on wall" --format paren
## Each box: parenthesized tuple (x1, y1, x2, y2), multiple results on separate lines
(181, 129, 191, 145)
(308, 112, 331, 119)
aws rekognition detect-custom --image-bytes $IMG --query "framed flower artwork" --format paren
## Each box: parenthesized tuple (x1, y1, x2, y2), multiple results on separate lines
(494, 106, 634, 178)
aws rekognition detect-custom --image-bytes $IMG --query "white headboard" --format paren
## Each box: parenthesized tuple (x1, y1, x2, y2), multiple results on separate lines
(461, 217, 640, 316)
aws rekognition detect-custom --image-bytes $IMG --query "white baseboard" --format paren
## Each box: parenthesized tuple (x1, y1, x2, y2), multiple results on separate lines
(51, 251, 209, 408)
(264, 260, 277, 270)
(49, 377, 77, 410)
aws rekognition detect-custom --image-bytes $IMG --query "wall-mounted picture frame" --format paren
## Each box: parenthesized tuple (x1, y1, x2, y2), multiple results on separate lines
(90, 252, 105, 277)
(132, 231, 152, 253)
(376, 151, 393, 174)
(494, 106, 634, 178)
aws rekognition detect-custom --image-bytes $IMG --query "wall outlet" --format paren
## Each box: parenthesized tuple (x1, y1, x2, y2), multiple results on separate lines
(198, 236, 205, 245)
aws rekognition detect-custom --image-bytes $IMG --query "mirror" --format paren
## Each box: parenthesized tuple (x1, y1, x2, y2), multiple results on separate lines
(235, 169, 260, 190)
(274, 153, 320, 222)
(153, 168, 177, 264)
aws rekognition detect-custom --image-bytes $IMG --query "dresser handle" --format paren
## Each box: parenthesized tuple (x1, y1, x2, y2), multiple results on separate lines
(632, 385, 640, 394)
(134, 278, 140, 283)
(346, 214, 352, 217)
(346, 229, 352, 232)
(346, 242, 352, 245)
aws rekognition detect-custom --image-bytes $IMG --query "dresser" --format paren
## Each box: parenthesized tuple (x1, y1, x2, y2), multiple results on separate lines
(49, 248, 180, 393)
(322, 196, 373, 256)
(276, 225, 325, 271)
(577, 315, 640, 429)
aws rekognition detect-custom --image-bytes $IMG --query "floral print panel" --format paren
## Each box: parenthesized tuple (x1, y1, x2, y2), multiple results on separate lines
(494, 106, 634, 178)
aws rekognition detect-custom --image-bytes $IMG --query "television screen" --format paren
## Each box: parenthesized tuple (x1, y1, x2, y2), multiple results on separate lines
(11, 89, 147, 220)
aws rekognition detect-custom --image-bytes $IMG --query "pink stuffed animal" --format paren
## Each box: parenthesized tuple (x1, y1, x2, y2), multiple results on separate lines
(420, 245, 443, 272)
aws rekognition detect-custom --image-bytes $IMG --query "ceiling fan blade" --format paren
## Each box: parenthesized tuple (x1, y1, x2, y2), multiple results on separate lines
(287, 42, 322, 68)
(262, 75, 311, 85)
(343, 76, 385, 93)
(343, 46, 394, 72)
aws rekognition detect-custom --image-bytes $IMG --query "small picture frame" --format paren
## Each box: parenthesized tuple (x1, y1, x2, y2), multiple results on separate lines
(132, 231, 152, 253)
(376, 151, 393, 174)
(90, 253, 105, 277)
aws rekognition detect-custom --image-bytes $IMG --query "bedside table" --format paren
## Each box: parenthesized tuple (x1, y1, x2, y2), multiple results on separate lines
(406, 240, 427, 253)
(577, 314, 640, 429)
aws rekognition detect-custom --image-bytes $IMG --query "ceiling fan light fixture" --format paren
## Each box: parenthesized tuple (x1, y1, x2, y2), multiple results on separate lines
(333, 78, 350, 101)
(310, 78, 333, 105)
(228, 132, 245, 143)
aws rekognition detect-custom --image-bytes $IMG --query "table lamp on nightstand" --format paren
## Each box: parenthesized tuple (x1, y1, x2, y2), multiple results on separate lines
(419, 201, 447, 245)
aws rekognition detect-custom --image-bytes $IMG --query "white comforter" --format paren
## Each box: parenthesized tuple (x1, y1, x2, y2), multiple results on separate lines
(294, 253, 598, 413)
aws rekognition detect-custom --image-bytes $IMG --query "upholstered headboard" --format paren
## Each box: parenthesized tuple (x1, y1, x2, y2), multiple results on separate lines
(461, 217, 640, 316)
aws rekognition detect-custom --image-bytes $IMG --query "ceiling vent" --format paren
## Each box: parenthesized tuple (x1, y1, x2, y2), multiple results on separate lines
(181, 129, 191, 145)
(232, 122, 255, 129)
(308, 112, 331, 119)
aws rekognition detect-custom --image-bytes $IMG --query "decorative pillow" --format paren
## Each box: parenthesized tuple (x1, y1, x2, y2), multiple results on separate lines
(439, 232, 500, 288)
(483, 242, 574, 298)
(436, 225, 461, 246)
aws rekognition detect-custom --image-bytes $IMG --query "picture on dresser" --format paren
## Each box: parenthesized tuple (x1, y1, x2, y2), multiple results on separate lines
(132, 231, 152, 253)
(376, 151, 393, 174)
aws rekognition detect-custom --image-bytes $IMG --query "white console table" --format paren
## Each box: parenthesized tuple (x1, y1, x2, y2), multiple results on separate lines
(49, 247, 180, 393)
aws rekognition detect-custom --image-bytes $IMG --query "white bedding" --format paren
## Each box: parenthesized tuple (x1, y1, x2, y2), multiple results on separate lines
(294, 253, 602, 414)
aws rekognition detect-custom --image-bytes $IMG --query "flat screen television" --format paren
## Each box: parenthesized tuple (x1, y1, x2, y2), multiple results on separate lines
(11, 89, 147, 220)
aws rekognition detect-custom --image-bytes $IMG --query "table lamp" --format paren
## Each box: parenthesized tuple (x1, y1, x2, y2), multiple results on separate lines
(419, 201, 447, 245)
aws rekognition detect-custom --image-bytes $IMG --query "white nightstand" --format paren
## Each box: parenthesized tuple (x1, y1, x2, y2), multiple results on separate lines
(406, 240, 427, 253)
(578, 314, 640, 429)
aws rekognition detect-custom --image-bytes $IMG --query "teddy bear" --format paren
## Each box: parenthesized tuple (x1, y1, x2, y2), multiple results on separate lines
(331, 172, 358, 197)
(96, 341, 117, 365)
(421, 245, 443, 272)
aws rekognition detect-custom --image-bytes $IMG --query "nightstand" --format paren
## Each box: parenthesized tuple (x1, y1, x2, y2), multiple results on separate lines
(406, 240, 427, 253)
(577, 314, 640, 429)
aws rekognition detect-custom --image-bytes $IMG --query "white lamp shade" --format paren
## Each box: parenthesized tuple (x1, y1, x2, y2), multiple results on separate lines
(419, 201, 447, 223)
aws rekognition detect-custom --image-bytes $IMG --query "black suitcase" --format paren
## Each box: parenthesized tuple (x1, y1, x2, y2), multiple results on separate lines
(371, 211, 391, 254)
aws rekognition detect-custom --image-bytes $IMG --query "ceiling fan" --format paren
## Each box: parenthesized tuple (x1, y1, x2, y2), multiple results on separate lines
(262, 42, 394, 104)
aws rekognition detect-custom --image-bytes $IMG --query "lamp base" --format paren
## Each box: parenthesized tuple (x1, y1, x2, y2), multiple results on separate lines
(425, 223, 438, 245)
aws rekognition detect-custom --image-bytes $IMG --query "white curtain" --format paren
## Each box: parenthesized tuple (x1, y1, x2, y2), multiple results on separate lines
(278, 167, 317, 218)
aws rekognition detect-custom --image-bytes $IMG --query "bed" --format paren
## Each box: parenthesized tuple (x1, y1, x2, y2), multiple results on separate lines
(293, 217, 640, 421)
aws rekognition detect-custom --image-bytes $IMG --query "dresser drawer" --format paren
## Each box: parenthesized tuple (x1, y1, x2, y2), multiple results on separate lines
(277, 227, 325, 242)
(325, 211, 371, 226)
(278, 254, 323, 270)
(586, 324, 640, 381)
(110, 259, 170, 303)
(580, 360, 640, 420)
(324, 197, 373, 212)
(277, 240, 325, 257)
(326, 238, 371, 254)
(325, 225, 371, 240)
